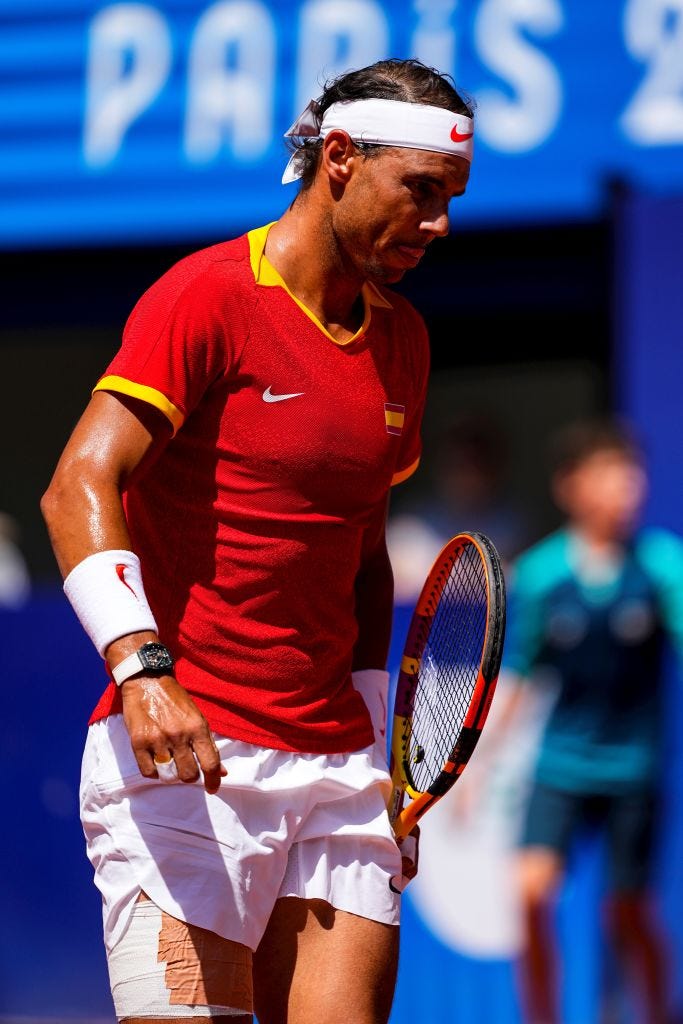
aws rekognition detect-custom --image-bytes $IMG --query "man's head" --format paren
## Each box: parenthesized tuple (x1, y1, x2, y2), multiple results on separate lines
(284, 60, 474, 284)
(286, 60, 474, 188)
(550, 421, 648, 541)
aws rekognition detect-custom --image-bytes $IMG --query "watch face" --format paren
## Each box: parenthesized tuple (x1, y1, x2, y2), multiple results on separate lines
(140, 642, 174, 672)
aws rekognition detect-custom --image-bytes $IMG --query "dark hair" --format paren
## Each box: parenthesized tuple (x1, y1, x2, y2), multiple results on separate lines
(290, 58, 474, 190)
(550, 419, 644, 477)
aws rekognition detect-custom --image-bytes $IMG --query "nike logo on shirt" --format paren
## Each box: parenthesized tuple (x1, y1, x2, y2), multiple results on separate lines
(262, 386, 305, 403)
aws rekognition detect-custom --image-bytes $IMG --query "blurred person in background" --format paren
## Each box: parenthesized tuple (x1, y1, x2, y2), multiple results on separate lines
(388, 414, 529, 602)
(0, 511, 30, 608)
(502, 421, 683, 1024)
(41, 59, 474, 1024)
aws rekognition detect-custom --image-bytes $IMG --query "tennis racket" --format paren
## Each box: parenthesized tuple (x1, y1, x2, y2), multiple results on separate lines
(389, 531, 506, 840)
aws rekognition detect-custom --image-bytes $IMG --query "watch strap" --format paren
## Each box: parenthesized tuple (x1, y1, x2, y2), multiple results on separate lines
(111, 643, 174, 686)
(112, 649, 146, 686)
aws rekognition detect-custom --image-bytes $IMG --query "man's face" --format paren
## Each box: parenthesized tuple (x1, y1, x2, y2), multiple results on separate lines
(331, 146, 470, 283)
(556, 451, 648, 541)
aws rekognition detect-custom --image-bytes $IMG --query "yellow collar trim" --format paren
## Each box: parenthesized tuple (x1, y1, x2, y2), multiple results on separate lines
(247, 222, 392, 347)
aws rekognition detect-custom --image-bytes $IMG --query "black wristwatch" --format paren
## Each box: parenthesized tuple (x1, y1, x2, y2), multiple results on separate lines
(112, 642, 175, 686)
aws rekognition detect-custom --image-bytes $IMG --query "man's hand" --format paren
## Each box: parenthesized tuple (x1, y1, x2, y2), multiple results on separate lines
(391, 825, 420, 892)
(121, 673, 227, 794)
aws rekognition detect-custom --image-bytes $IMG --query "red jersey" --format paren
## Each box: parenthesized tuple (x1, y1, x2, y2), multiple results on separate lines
(90, 224, 429, 752)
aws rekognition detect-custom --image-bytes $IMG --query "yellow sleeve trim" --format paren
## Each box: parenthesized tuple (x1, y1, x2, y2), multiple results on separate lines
(94, 376, 185, 435)
(391, 456, 420, 486)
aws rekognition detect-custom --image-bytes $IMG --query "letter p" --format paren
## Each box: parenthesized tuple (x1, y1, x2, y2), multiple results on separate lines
(84, 3, 172, 167)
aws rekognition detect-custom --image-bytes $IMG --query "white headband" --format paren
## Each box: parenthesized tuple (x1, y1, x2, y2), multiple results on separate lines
(282, 98, 474, 184)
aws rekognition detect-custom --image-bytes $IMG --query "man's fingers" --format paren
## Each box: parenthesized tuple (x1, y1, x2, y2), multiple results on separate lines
(191, 733, 226, 794)
(401, 855, 418, 882)
(153, 754, 179, 783)
(170, 741, 202, 784)
(133, 745, 159, 780)
(389, 874, 409, 894)
(124, 683, 226, 792)
(400, 834, 418, 865)
(390, 825, 420, 892)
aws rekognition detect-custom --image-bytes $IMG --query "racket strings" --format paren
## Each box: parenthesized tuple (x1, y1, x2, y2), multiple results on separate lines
(407, 545, 488, 792)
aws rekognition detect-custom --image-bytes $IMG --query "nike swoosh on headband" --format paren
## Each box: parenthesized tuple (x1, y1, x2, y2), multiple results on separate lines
(450, 125, 474, 142)
(262, 386, 305, 403)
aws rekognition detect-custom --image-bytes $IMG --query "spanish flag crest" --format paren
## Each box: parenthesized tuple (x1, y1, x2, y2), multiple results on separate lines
(384, 402, 405, 436)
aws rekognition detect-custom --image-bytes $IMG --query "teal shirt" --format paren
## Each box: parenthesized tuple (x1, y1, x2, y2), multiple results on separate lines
(504, 528, 683, 793)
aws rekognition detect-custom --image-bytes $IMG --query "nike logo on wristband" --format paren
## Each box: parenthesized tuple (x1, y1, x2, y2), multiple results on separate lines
(262, 386, 305, 403)
(116, 563, 138, 599)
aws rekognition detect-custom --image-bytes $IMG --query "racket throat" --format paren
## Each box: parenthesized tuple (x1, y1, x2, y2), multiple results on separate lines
(388, 786, 404, 826)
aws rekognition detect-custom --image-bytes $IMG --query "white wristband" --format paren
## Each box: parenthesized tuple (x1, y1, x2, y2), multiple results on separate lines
(352, 669, 390, 749)
(63, 549, 158, 657)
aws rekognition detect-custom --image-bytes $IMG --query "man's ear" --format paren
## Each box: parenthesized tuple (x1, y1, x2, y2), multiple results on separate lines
(321, 130, 359, 185)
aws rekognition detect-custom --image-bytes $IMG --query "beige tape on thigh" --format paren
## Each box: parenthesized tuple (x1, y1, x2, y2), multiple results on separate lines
(158, 910, 254, 1013)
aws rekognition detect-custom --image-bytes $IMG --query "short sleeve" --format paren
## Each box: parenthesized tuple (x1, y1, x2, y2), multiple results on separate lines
(636, 529, 683, 660)
(503, 533, 574, 679)
(95, 261, 248, 434)
(391, 306, 430, 487)
(502, 560, 546, 678)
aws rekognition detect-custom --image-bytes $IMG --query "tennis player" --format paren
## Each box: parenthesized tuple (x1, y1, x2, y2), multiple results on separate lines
(504, 422, 683, 1024)
(42, 59, 474, 1023)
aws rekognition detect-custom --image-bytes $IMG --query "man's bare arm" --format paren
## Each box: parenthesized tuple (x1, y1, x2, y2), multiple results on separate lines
(41, 390, 225, 793)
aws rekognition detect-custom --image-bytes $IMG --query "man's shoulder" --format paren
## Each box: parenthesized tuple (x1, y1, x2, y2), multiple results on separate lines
(634, 527, 683, 580)
(128, 233, 259, 328)
(155, 234, 255, 295)
(512, 530, 572, 597)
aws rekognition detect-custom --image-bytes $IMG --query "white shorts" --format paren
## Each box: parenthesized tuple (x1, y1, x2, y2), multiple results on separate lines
(80, 677, 401, 955)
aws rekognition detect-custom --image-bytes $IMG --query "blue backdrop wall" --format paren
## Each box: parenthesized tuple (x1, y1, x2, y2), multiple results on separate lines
(615, 192, 683, 534)
(3, 0, 683, 247)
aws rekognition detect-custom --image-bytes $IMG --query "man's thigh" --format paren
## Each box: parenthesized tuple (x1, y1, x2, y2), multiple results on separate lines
(520, 782, 581, 857)
(253, 897, 399, 1024)
(110, 894, 253, 1023)
(604, 788, 658, 893)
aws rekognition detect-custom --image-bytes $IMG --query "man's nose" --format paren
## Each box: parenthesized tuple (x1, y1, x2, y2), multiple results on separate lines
(422, 206, 450, 237)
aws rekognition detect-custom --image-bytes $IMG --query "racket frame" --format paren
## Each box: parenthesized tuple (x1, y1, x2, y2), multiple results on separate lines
(389, 531, 506, 840)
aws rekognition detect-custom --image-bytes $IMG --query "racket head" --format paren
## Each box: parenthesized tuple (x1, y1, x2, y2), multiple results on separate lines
(389, 531, 506, 839)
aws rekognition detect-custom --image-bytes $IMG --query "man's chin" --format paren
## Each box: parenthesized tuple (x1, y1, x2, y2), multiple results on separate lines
(366, 262, 407, 285)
